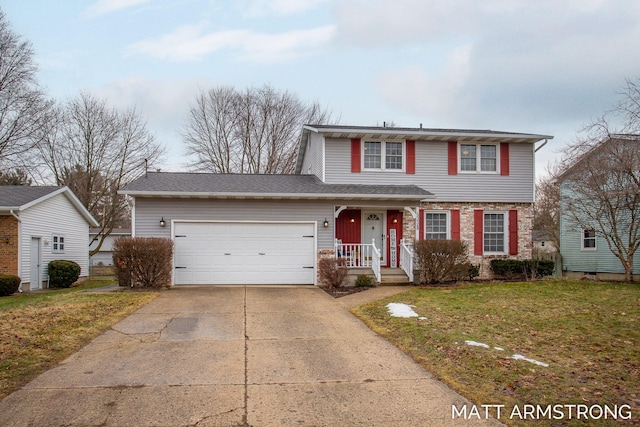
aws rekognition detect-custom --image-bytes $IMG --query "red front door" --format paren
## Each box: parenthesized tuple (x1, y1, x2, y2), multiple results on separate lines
(386, 210, 403, 268)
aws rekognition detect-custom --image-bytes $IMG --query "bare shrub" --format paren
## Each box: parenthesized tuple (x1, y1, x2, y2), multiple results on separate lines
(113, 237, 173, 288)
(414, 239, 471, 284)
(318, 257, 348, 289)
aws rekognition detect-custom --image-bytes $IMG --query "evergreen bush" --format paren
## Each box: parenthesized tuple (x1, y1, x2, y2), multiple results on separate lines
(48, 260, 81, 288)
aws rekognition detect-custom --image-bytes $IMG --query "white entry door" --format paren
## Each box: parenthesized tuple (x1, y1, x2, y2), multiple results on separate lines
(30, 237, 41, 290)
(362, 212, 386, 266)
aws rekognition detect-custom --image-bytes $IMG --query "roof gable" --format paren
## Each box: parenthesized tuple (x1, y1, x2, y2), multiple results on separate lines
(0, 185, 99, 226)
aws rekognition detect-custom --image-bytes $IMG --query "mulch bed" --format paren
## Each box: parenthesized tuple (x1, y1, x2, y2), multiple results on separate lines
(319, 286, 373, 298)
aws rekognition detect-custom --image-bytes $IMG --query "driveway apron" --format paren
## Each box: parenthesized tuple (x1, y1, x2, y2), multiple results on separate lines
(0, 286, 501, 426)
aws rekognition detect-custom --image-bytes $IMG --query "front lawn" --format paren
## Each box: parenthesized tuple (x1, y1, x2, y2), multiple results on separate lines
(0, 281, 157, 399)
(352, 279, 639, 426)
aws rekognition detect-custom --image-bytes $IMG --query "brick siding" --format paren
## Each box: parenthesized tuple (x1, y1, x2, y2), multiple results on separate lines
(0, 216, 19, 275)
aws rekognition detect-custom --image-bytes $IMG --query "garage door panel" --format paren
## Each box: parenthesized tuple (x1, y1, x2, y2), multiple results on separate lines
(173, 222, 315, 285)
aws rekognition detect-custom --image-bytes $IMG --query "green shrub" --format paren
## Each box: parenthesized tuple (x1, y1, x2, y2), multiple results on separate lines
(113, 237, 174, 288)
(0, 274, 21, 296)
(354, 274, 374, 288)
(414, 239, 471, 284)
(490, 259, 555, 280)
(467, 264, 480, 280)
(318, 257, 348, 289)
(48, 260, 81, 288)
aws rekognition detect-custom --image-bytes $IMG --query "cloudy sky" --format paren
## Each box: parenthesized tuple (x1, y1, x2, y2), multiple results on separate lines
(2, 0, 639, 177)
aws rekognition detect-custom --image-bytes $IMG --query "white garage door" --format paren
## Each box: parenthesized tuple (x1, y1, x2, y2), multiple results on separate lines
(173, 222, 316, 285)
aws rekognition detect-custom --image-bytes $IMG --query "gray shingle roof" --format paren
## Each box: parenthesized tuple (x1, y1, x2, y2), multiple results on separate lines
(0, 186, 63, 209)
(121, 172, 432, 201)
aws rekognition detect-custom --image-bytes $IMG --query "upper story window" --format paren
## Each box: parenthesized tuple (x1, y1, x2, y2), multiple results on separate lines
(52, 235, 65, 253)
(424, 212, 449, 240)
(582, 229, 596, 250)
(460, 143, 498, 173)
(363, 141, 403, 171)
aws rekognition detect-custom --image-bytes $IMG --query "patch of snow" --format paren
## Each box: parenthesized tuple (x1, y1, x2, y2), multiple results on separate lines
(419, 316, 428, 321)
(386, 303, 419, 318)
(511, 354, 549, 367)
(465, 340, 490, 349)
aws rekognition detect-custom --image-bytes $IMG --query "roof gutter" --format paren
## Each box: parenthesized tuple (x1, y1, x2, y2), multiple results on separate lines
(119, 190, 434, 201)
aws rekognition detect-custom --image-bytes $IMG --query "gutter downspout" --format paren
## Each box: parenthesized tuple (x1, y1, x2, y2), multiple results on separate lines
(9, 209, 20, 222)
(10, 210, 22, 292)
(535, 138, 549, 153)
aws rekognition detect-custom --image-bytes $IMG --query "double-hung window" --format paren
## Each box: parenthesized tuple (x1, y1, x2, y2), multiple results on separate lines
(484, 213, 505, 253)
(363, 141, 403, 171)
(460, 143, 498, 173)
(582, 229, 596, 250)
(52, 235, 65, 253)
(424, 212, 449, 240)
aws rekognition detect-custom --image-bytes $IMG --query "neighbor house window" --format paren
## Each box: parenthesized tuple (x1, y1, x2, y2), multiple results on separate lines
(460, 143, 498, 173)
(363, 141, 403, 171)
(484, 213, 506, 252)
(582, 229, 596, 250)
(52, 235, 65, 253)
(424, 212, 449, 240)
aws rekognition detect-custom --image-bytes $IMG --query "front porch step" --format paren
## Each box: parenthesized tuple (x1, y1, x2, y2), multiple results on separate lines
(380, 268, 412, 285)
(346, 268, 412, 286)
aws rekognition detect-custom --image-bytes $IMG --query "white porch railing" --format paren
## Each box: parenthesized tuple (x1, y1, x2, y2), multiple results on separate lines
(371, 239, 381, 283)
(399, 239, 414, 283)
(335, 238, 381, 283)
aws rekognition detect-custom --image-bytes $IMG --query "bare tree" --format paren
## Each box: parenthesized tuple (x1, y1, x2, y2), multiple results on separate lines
(0, 168, 32, 185)
(533, 164, 561, 252)
(37, 92, 164, 255)
(0, 10, 50, 166)
(182, 84, 335, 174)
(559, 78, 640, 282)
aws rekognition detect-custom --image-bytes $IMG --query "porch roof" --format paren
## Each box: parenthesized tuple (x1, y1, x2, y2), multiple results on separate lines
(120, 172, 433, 201)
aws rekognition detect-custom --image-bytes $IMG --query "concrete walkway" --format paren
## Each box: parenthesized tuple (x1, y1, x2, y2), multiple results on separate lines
(0, 286, 501, 426)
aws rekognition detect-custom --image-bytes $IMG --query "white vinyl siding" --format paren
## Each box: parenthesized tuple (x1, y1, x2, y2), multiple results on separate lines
(324, 138, 535, 202)
(19, 194, 91, 285)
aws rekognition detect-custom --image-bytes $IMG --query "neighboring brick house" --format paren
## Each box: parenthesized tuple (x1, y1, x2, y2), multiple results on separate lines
(0, 186, 99, 291)
(121, 124, 552, 286)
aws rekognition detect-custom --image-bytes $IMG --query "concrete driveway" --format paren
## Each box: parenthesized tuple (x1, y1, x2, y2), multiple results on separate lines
(0, 286, 500, 426)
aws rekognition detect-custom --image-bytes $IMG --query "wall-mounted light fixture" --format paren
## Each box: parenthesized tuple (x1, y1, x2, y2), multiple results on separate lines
(393, 218, 398, 224)
(323, 218, 329, 228)
(159, 217, 166, 227)
(350, 217, 355, 223)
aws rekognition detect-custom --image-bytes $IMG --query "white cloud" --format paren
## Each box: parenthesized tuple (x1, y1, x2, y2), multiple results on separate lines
(374, 45, 474, 125)
(126, 23, 336, 62)
(83, 0, 153, 18)
(242, 0, 328, 17)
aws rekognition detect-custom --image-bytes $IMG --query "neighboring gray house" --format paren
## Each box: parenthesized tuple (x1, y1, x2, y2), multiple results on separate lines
(557, 137, 640, 281)
(120, 125, 552, 286)
(0, 186, 99, 291)
(89, 228, 131, 267)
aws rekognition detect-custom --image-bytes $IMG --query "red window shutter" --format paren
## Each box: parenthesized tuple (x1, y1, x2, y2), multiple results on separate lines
(419, 208, 425, 240)
(474, 210, 484, 255)
(351, 138, 361, 173)
(448, 141, 457, 175)
(500, 143, 510, 176)
(451, 210, 461, 240)
(509, 209, 518, 255)
(406, 140, 415, 174)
